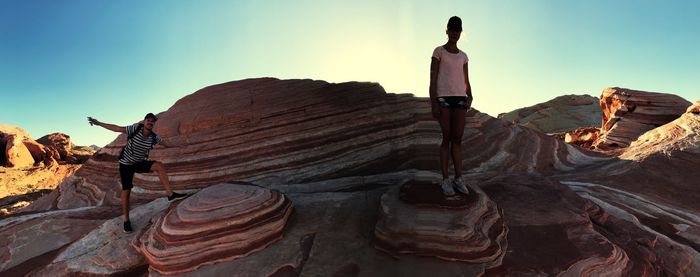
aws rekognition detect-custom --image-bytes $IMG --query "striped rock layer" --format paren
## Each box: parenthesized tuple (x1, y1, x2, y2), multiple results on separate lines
(558, 100, 700, 275)
(43, 78, 593, 208)
(134, 183, 293, 275)
(498, 94, 601, 133)
(375, 181, 507, 265)
(9, 78, 698, 276)
(595, 87, 691, 149)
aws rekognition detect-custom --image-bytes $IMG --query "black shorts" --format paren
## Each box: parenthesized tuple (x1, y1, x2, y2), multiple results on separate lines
(119, 161, 155, 190)
(437, 96, 471, 110)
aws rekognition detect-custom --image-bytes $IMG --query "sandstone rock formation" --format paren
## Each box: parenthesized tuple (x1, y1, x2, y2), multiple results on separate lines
(594, 87, 691, 149)
(135, 183, 293, 275)
(498, 94, 601, 133)
(2, 78, 697, 276)
(557, 99, 700, 275)
(375, 180, 507, 266)
(0, 127, 96, 168)
(36, 133, 94, 164)
(563, 127, 600, 149)
(0, 125, 35, 168)
(0, 127, 96, 215)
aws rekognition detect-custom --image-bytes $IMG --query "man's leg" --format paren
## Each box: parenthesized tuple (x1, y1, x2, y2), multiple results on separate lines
(119, 163, 135, 232)
(149, 161, 187, 201)
(121, 189, 130, 221)
(150, 161, 173, 196)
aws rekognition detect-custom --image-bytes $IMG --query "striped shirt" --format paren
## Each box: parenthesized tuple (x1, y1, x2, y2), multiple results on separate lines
(119, 124, 162, 165)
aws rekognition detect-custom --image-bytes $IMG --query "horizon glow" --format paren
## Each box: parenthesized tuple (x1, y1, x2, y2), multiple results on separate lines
(1, 0, 698, 146)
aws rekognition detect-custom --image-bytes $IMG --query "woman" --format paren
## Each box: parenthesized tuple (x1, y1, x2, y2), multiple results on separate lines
(429, 16, 473, 196)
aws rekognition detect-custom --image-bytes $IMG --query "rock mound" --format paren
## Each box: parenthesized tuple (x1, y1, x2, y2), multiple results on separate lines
(375, 180, 507, 266)
(135, 183, 293, 275)
(0, 126, 96, 215)
(6, 78, 698, 276)
(0, 125, 35, 168)
(595, 87, 691, 149)
(498, 94, 601, 133)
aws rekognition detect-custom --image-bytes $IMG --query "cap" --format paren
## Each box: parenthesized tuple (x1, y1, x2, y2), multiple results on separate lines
(144, 113, 158, 121)
(447, 16, 462, 32)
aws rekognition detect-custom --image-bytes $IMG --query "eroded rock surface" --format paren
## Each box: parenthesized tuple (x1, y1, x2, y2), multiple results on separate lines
(595, 87, 691, 149)
(498, 94, 601, 133)
(375, 180, 507, 266)
(4, 78, 698, 276)
(135, 183, 293, 275)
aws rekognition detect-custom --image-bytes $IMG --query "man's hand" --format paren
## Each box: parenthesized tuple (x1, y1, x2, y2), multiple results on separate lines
(88, 117, 99, 126)
(88, 117, 126, 133)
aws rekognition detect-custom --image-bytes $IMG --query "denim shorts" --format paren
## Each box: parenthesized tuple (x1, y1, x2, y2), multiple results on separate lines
(437, 96, 470, 109)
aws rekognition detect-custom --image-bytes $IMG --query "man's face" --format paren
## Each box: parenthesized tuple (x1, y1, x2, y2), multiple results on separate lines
(144, 118, 156, 130)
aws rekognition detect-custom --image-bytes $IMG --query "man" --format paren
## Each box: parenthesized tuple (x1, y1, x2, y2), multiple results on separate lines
(88, 113, 187, 233)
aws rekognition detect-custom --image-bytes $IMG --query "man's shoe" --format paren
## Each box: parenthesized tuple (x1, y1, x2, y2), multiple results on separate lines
(453, 177, 469, 195)
(168, 192, 188, 202)
(123, 221, 133, 233)
(440, 178, 456, 196)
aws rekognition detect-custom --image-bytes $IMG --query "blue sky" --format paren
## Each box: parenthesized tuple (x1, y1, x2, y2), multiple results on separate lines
(2, 0, 698, 146)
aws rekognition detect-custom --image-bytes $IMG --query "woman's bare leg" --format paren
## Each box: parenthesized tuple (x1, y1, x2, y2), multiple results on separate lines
(450, 108, 466, 178)
(438, 108, 453, 179)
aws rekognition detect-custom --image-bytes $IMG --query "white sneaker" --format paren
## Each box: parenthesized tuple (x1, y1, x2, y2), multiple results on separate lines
(440, 178, 456, 196)
(453, 177, 469, 194)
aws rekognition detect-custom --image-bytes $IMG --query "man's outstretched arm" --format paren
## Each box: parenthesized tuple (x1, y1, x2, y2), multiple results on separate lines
(88, 117, 126, 133)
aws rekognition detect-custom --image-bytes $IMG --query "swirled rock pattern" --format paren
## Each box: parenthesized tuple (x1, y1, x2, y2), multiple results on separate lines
(557, 99, 700, 275)
(5, 78, 698, 276)
(37, 78, 601, 208)
(594, 87, 691, 149)
(134, 183, 293, 275)
(375, 180, 507, 265)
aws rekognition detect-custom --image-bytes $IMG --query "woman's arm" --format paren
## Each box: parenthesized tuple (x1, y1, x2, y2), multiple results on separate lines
(430, 57, 441, 119)
(463, 62, 473, 109)
(463, 62, 472, 98)
(88, 117, 126, 133)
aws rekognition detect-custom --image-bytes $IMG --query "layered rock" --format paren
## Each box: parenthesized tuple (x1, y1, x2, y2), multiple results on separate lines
(0, 206, 121, 276)
(374, 180, 507, 266)
(595, 87, 691, 149)
(134, 183, 293, 275)
(47, 78, 601, 209)
(36, 133, 94, 163)
(556, 100, 700, 275)
(0, 126, 94, 215)
(498, 94, 601, 133)
(483, 176, 633, 276)
(0, 125, 35, 168)
(32, 199, 168, 276)
(620, 100, 700, 162)
(8, 78, 698, 276)
(0, 127, 96, 168)
(563, 127, 601, 149)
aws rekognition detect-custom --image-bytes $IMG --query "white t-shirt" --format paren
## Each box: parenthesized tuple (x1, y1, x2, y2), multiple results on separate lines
(432, 46, 469, 97)
(119, 124, 162, 165)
